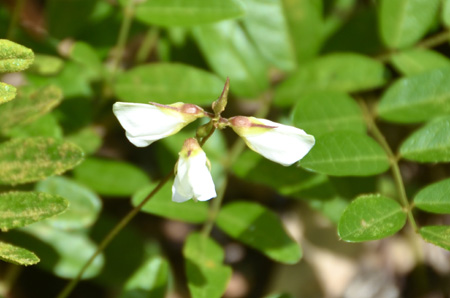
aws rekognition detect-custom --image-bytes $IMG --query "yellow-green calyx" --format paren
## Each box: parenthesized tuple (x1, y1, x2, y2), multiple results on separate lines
(180, 138, 202, 158)
(229, 116, 276, 136)
(150, 102, 205, 121)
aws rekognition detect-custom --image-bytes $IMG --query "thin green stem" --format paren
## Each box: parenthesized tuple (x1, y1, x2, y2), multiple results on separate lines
(6, 0, 25, 40)
(56, 170, 174, 298)
(135, 27, 159, 65)
(359, 100, 418, 233)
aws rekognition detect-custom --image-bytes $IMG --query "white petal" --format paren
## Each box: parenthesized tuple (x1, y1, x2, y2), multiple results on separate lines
(113, 102, 184, 147)
(242, 118, 315, 166)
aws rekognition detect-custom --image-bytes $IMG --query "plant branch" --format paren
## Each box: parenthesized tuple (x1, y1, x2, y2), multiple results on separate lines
(56, 170, 174, 298)
(358, 100, 418, 233)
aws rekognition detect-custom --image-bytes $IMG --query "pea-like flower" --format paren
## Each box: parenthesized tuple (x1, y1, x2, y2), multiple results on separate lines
(172, 138, 216, 202)
(230, 116, 315, 166)
(113, 102, 205, 147)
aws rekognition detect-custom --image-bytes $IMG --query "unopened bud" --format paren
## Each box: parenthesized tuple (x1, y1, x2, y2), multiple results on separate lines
(212, 77, 230, 117)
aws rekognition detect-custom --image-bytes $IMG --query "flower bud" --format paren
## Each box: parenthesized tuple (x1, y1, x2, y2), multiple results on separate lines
(172, 138, 217, 202)
(113, 102, 205, 147)
(230, 116, 315, 166)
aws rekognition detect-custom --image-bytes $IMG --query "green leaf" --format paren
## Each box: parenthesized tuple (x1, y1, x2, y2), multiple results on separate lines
(390, 48, 450, 76)
(274, 53, 388, 106)
(121, 0, 245, 27)
(114, 63, 224, 105)
(21, 224, 104, 279)
(280, 0, 324, 63)
(5, 113, 63, 139)
(378, 68, 450, 123)
(399, 116, 450, 162)
(0, 241, 39, 266)
(35, 177, 102, 229)
(309, 196, 349, 224)
(0, 39, 34, 73)
(0, 85, 63, 134)
(69, 41, 103, 80)
(28, 54, 64, 76)
(0, 82, 16, 104)
(120, 256, 169, 298)
(0, 137, 84, 185)
(378, 0, 440, 49)
(132, 183, 208, 223)
(183, 233, 232, 298)
(419, 226, 450, 251)
(443, 0, 450, 27)
(291, 91, 365, 137)
(0, 191, 68, 231)
(192, 21, 269, 98)
(217, 201, 301, 264)
(66, 127, 102, 156)
(338, 194, 407, 242)
(414, 178, 450, 214)
(242, 0, 296, 71)
(73, 157, 150, 197)
(299, 131, 390, 176)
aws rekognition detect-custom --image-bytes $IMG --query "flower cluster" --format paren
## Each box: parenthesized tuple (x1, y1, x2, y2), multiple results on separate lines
(113, 85, 315, 203)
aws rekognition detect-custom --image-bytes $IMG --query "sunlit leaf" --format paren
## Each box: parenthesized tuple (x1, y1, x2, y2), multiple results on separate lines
(390, 48, 450, 76)
(217, 201, 301, 264)
(378, 68, 450, 123)
(120, 256, 169, 298)
(0, 137, 84, 185)
(28, 54, 64, 76)
(299, 132, 390, 176)
(5, 113, 63, 139)
(0, 241, 39, 266)
(0, 191, 68, 231)
(443, 0, 450, 27)
(120, 0, 245, 27)
(338, 194, 407, 242)
(291, 91, 365, 136)
(274, 53, 388, 106)
(414, 178, 450, 214)
(420, 226, 450, 251)
(183, 233, 232, 298)
(0, 82, 16, 104)
(115, 63, 224, 105)
(0, 39, 34, 73)
(132, 183, 208, 223)
(242, 0, 296, 71)
(192, 21, 269, 98)
(35, 176, 102, 229)
(399, 116, 450, 162)
(0, 85, 62, 133)
(73, 157, 150, 197)
(378, 0, 440, 49)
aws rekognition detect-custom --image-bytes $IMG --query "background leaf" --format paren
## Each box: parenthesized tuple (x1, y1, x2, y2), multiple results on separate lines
(183, 233, 232, 298)
(123, 0, 245, 27)
(0, 241, 39, 266)
(114, 63, 224, 105)
(399, 116, 450, 162)
(378, 68, 450, 123)
(73, 157, 150, 197)
(378, 0, 440, 49)
(291, 91, 365, 136)
(274, 53, 388, 106)
(217, 201, 301, 264)
(414, 178, 450, 214)
(0, 82, 16, 104)
(419, 226, 450, 251)
(0, 39, 34, 73)
(0, 137, 84, 185)
(28, 54, 64, 76)
(0, 191, 68, 231)
(299, 131, 390, 176)
(338, 194, 407, 242)
(132, 182, 208, 223)
(35, 176, 102, 229)
(390, 48, 450, 76)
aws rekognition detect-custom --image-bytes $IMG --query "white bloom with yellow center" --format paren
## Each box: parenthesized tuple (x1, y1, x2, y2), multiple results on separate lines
(172, 138, 217, 202)
(230, 116, 315, 166)
(113, 102, 205, 147)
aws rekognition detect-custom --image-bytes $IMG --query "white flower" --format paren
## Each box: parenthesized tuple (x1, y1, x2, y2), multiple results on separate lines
(113, 102, 205, 147)
(230, 116, 315, 166)
(172, 138, 216, 202)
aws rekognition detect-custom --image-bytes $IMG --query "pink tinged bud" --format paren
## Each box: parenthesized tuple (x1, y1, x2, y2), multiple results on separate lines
(172, 138, 217, 202)
(230, 116, 315, 166)
(112, 102, 204, 147)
